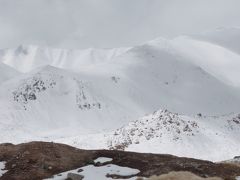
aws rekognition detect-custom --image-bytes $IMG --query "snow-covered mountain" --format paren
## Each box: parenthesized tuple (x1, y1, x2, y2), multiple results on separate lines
(0, 28, 240, 161)
(1, 31, 240, 114)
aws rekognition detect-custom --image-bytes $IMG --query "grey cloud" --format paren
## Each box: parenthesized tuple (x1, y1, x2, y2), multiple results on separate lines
(0, 0, 240, 49)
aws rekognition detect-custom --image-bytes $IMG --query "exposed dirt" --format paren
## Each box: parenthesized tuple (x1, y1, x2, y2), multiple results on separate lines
(0, 141, 239, 180)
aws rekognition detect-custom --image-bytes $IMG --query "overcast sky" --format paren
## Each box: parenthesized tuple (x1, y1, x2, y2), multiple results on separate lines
(0, 0, 240, 49)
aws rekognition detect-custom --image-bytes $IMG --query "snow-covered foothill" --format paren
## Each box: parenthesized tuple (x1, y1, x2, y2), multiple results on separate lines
(106, 109, 240, 161)
(55, 109, 240, 162)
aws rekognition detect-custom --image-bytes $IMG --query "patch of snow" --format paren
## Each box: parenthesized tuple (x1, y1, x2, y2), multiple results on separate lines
(0, 161, 7, 177)
(94, 157, 113, 164)
(46, 164, 140, 180)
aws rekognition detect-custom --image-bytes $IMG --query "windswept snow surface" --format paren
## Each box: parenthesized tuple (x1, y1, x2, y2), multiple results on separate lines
(0, 29, 240, 161)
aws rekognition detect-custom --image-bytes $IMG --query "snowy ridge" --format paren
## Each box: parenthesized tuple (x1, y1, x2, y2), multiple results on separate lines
(0, 45, 130, 72)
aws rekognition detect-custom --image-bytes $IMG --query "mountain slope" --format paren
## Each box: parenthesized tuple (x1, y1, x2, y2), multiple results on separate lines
(0, 62, 19, 84)
(111, 43, 240, 114)
(0, 65, 141, 142)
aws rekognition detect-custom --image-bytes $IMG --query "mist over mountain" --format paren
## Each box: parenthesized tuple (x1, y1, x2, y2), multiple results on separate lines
(1, 1, 240, 179)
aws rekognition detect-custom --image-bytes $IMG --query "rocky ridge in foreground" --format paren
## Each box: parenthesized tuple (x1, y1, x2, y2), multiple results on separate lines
(0, 142, 239, 179)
